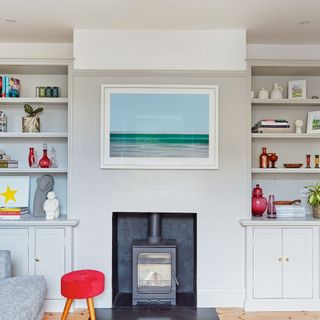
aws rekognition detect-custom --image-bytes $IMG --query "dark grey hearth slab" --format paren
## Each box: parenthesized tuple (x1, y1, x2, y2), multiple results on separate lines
(95, 307, 219, 320)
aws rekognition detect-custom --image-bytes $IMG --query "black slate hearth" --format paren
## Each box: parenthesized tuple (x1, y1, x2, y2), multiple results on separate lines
(95, 307, 219, 320)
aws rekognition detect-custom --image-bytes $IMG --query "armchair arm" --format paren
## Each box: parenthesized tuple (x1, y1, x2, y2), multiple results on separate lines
(0, 250, 11, 279)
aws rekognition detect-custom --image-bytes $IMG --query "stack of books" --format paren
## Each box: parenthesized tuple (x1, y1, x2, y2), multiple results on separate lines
(0, 76, 20, 97)
(275, 205, 306, 218)
(252, 119, 290, 133)
(0, 160, 18, 168)
(0, 207, 29, 220)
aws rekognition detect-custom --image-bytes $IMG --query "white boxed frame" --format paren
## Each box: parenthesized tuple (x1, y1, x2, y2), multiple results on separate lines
(101, 85, 219, 169)
(288, 80, 306, 99)
(307, 111, 320, 134)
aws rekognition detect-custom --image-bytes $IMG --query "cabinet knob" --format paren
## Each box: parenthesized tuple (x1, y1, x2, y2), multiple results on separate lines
(35, 258, 40, 262)
(285, 257, 289, 262)
(278, 257, 282, 262)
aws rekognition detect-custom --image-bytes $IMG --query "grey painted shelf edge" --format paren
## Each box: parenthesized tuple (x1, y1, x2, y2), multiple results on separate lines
(240, 215, 320, 226)
(0, 216, 79, 226)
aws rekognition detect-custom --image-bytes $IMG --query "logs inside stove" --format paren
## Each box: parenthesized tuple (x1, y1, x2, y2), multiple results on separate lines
(132, 213, 178, 305)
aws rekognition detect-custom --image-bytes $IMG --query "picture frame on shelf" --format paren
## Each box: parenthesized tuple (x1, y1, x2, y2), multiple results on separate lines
(0, 176, 29, 207)
(288, 80, 306, 99)
(307, 111, 320, 134)
(101, 84, 219, 169)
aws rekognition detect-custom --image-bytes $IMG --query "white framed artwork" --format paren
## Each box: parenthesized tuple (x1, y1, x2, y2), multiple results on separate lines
(0, 176, 30, 207)
(307, 111, 320, 134)
(288, 80, 306, 99)
(101, 84, 219, 169)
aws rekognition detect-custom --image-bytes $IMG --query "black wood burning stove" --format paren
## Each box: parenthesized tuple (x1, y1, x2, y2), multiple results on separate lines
(132, 213, 178, 305)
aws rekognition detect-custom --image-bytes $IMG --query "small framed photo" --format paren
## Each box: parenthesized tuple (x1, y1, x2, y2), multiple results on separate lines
(307, 111, 320, 133)
(288, 80, 306, 99)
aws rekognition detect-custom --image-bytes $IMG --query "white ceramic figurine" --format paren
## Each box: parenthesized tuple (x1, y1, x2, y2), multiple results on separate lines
(43, 191, 60, 219)
(295, 119, 304, 134)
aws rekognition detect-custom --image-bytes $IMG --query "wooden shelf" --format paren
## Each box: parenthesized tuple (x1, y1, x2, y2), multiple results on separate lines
(0, 97, 68, 104)
(252, 168, 320, 174)
(0, 132, 68, 138)
(252, 133, 320, 139)
(251, 98, 320, 105)
(0, 168, 68, 173)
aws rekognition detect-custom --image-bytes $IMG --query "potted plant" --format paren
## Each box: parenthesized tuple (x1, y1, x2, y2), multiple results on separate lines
(306, 182, 320, 218)
(22, 104, 43, 133)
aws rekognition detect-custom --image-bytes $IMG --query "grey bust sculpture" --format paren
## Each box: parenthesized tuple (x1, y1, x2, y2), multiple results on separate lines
(33, 175, 54, 217)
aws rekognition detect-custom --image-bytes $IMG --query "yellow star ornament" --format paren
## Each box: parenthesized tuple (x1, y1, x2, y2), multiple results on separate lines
(0, 186, 18, 204)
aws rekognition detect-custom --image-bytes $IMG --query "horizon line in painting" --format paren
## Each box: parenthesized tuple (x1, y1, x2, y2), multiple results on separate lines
(110, 132, 209, 158)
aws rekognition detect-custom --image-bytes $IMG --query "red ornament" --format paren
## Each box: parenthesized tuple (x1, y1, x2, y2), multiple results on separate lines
(28, 147, 35, 167)
(252, 184, 268, 217)
(39, 145, 51, 168)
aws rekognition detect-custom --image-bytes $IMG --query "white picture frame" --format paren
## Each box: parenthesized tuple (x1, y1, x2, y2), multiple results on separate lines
(307, 111, 320, 134)
(101, 84, 219, 169)
(288, 80, 306, 99)
(0, 176, 30, 207)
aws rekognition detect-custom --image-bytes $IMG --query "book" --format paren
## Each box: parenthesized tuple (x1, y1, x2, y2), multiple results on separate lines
(0, 76, 2, 96)
(0, 163, 18, 168)
(252, 127, 291, 133)
(258, 120, 289, 126)
(0, 215, 20, 220)
(0, 154, 11, 160)
(1, 76, 5, 97)
(5, 76, 9, 97)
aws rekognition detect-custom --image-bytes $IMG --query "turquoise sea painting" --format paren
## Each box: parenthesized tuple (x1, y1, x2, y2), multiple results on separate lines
(109, 93, 210, 158)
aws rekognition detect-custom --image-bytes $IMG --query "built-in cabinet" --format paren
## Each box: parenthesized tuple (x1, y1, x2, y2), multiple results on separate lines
(242, 219, 320, 311)
(242, 60, 320, 311)
(0, 219, 78, 310)
(253, 228, 313, 299)
(0, 59, 78, 311)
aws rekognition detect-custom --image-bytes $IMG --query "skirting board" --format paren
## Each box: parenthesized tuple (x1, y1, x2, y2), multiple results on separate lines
(245, 299, 320, 311)
(44, 299, 69, 312)
(197, 289, 244, 307)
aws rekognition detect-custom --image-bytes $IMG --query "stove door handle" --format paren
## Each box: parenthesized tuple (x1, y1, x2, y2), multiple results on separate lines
(172, 271, 179, 286)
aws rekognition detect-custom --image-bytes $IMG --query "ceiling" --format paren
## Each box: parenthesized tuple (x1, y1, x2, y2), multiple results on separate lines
(1, 0, 320, 44)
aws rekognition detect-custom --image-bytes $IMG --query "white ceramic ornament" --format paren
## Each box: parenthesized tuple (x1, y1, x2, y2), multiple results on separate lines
(43, 191, 60, 219)
(295, 119, 304, 134)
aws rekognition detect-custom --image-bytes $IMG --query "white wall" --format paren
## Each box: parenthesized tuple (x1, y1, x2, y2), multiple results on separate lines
(71, 28, 247, 309)
(73, 29, 246, 70)
(0, 43, 72, 59)
(247, 44, 320, 60)
(72, 72, 247, 308)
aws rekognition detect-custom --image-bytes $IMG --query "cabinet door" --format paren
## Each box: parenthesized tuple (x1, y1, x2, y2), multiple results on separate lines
(253, 228, 282, 298)
(282, 228, 313, 298)
(0, 228, 29, 276)
(35, 228, 65, 299)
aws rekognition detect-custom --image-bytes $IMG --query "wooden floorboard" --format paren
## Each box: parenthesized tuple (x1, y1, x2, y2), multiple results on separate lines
(43, 308, 320, 320)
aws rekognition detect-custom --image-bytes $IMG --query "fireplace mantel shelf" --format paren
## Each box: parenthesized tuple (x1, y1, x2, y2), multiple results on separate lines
(240, 215, 320, 227)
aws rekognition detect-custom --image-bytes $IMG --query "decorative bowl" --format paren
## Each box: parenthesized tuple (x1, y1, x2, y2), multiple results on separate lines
(283, 163, 303, 168)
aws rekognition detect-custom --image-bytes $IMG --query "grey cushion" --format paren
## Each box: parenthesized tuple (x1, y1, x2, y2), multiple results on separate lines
(0, 276, 46, 320)
(0, 250, 11, 280)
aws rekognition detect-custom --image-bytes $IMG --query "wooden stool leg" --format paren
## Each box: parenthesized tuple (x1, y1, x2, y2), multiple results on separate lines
(61, 298, 73, 320)
(86, 298, 96, 320)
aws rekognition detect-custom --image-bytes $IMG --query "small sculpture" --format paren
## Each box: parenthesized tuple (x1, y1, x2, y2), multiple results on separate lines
(33, 175, 54, 217)
(295, 119, 304, 134)
(44, 191, 60, 220)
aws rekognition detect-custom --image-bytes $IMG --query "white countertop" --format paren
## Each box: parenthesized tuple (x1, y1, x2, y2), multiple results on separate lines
(240, 215, 320, 226)
(0, 215, 79, 227)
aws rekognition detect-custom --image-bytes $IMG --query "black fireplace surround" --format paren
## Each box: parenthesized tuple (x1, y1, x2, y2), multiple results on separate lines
(112, 212, 197, 307)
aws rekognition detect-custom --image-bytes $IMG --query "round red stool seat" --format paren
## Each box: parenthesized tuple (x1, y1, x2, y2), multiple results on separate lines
(61, 269, 105, 299)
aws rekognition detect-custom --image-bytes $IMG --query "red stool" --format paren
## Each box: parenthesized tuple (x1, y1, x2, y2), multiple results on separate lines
(61, 269, 105, 320)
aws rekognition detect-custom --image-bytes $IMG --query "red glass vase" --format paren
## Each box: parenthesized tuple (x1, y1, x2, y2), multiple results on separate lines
(252, 184, 268, 217)
(39, 147, 51, 168)
(28, 147, 35, 167)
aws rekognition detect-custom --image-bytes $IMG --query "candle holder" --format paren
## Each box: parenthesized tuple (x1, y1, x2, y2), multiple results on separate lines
(306, 154, 311, 168)
(315, 155, 319, 169)
(268, 153, 278, 168)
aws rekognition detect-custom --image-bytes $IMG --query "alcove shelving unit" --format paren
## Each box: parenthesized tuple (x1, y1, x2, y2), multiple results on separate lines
(0, 61, 72, 215)
(248, 61, 320, 205)
(241, 60, 320, 311)
(0, 59, 78, 311)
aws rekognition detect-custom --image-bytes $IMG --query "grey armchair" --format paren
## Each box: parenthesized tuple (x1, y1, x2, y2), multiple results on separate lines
(0, 250, 47, 320)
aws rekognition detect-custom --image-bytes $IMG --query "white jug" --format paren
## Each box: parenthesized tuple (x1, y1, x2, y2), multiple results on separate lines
(258, 88, 269, 99)
(270, 83, 283, 99)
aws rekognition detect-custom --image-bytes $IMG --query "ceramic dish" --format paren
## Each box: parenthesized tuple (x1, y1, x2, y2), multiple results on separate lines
(283, 163, 303, 168)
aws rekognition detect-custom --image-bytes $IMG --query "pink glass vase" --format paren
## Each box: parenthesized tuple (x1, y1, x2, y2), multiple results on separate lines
(252, 184, 268, 217)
